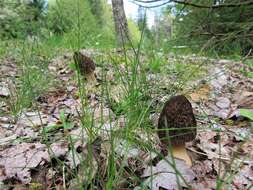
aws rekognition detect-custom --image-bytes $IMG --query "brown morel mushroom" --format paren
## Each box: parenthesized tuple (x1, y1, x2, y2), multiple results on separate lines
(158, 95, 197, 166)
(73, 51, 96, 83)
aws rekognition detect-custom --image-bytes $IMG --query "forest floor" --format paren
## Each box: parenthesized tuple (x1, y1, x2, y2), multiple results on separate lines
(0, 49, 252, 190)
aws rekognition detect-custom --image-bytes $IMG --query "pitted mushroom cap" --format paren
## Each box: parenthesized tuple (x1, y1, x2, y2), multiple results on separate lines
(73, 51, 95, 75)
(158, 95, 197, 146)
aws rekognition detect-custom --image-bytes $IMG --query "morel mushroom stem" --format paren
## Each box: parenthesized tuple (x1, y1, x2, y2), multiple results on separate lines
(158, 95, 197, 166)
(86, 72, 97, 84)
(172, 144, 192, 166)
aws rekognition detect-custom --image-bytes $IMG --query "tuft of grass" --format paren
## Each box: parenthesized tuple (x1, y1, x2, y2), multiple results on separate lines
(3, 41, 53, 119)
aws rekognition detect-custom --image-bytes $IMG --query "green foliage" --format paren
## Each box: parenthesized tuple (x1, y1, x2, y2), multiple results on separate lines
(247, 72, 253, 78)
(0, 41, 7, 56)
(172, 0, 253, 55)
(47, 0, 96, 35)
(0, 0, 47, 39)
(46, 0, 115, 49)
(0, 0, 116, 50)
(88, 0, 103, 24)
(143, 7, 174, 52)
(42, 110, 74, 134)
(246, 60, 253, 78)
(4, 42, 52, 118)
(128, 19, 141, 45)
(148, 52, 166, 73)
(239, 109, 253, 133)
(239, 109, 253, 121)
(240, 59, 253, 78)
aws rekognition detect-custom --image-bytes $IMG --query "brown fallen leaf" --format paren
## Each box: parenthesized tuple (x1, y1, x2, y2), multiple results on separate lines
(66, 137, 102, 189)
(189, 84, 211, 102)
(93, 105, 115, 125)
(234, 91, 253, 109)
(110, 84, 126, 103)
(232, 164, 253, 190)
(0, 142, 68, 184)
(209, 67, 229, 90)
(0, 82, 10, 97)
(142, 156, 195, 190)
(195, 131, 231, 160)
(16, 112, 48, 128)
(216, 97, 231, 109)
(0, 143, 49, 184)
(191, 160, 213, 178)
(191, 179, 217, 190)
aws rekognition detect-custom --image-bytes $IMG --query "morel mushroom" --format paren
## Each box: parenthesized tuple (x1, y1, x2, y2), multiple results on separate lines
(73, 51, 96, 83)
(158, 95, 197, 166)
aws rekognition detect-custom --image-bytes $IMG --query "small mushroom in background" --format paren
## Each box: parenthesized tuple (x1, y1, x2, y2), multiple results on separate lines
(73, 51, 96, 83)
(158, 95, 197, 166)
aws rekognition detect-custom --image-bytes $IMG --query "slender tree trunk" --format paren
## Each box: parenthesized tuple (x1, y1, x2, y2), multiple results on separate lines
(111, 0, 129, 46)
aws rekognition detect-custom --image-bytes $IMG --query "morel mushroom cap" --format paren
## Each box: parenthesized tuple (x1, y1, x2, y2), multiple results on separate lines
(158, 95, 197, 146)
(73, 51, 96, 76)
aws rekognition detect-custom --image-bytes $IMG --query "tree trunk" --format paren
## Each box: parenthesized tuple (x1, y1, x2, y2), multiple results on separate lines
(111, 0, 129, 46)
